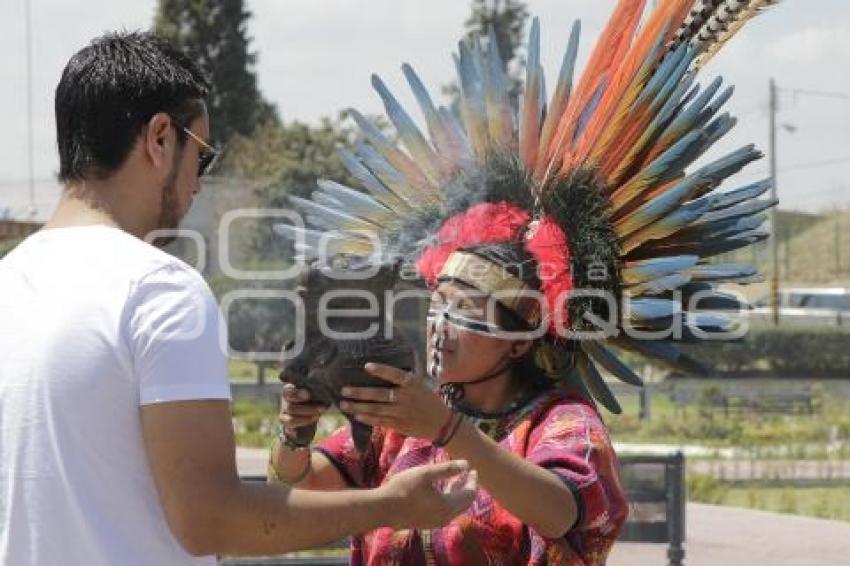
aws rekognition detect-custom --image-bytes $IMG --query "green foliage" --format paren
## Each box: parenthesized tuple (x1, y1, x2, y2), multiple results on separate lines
(231, 399, 277, 446)
(778, 488, 798, 514)
(444, 0, 530, 108)
(0, 237, 23, 259)
(608, 388, 850, 451)
(231, 399, 346, 447)
(228, 359, 277, 382)
(682, 326, 850, 378)
(467, 0, 529, 89)
(610, 407, 746, 444)
(154, 0, 277, 143)
(215, 115, 358, 259)
(688, 473, 729, 504)
(223, 116, 358, 203)
(772, 209, 825, 250)
(694, 485, 850, 522)
(207, 269, 295, 356)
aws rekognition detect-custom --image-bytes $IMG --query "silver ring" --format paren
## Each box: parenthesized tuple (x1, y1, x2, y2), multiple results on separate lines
(402, 372, 415, 387)
(388, 389, 396, 403)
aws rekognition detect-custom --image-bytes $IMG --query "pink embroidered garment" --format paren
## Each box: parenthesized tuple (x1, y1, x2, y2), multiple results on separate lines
(316, 388, 628, 565)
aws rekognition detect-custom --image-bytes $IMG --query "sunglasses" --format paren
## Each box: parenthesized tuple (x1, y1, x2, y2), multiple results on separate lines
(170, 118, 220, 177)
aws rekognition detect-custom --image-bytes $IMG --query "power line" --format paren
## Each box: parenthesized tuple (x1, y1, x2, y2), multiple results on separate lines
(778, 87, 850, 102)
(781, 155, 850, 174)
(731, 154, 850, 183)
(793, 185, 850, 199)
(25, 0, 35, 219)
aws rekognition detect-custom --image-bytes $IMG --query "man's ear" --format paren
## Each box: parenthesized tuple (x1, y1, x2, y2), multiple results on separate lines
(510, 339, 533, 359)
(144, 112, 175, 170)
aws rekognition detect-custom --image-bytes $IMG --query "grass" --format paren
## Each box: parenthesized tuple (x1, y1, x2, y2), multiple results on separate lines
(723, 486, 850, 522)
(606, 387, 850, 459)
(228, 359, 279, 383)
(231, 399, 277, 446)
(231, 398, 346, 447)
(689, 475, 850, 523)
(231, 381, 850, 458)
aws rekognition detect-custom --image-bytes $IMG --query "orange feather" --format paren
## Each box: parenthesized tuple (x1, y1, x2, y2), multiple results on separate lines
(571, 1, 694, 169)
(539, 0, 646, 184)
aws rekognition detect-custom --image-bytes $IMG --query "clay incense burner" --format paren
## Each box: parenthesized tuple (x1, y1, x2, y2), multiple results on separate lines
(279, 258, 415, 451)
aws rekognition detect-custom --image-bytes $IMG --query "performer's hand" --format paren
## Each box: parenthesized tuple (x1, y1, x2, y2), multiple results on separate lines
(379, 460, 478, 529)
(278, 384, 329, 436)
(339, 363, 451, 441)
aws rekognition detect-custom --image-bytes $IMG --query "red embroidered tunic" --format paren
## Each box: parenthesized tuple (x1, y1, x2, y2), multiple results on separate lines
(316, 388, 628, 565)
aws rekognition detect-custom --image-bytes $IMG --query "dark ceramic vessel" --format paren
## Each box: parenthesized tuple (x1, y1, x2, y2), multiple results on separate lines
(279, 259, 415, 451)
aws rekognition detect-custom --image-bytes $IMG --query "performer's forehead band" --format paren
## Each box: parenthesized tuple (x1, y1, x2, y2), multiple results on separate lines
(436, 251, 542, 328)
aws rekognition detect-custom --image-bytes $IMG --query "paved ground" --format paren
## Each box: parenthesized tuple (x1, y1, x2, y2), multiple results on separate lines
(609, 503, 850, 566)
(237, 447, 269, 477)
(238, 448, 850, 565)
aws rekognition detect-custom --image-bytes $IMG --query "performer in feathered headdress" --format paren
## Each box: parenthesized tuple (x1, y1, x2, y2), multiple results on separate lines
(272, 2, 780, 563)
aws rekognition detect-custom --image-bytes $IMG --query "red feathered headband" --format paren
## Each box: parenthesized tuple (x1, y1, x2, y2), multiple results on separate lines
(416, 202, 574, 335)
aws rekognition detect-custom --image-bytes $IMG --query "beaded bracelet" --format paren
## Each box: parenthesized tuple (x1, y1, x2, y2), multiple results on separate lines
(268, 439, 312, 486)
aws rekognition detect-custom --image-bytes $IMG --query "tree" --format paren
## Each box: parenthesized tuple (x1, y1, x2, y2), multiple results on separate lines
(154, 0, 277, 144)
(214, 114, 358, 261)
(0, 237, 22, 260)
(222, 116, 357, 206)
(444, 0, 530, 109)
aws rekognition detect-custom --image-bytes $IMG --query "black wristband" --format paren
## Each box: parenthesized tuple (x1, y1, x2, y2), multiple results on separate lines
(277, 423, 311, 450)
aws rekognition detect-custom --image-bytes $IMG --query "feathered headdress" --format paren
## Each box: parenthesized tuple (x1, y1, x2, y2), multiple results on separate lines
(276, 0, 780, 413)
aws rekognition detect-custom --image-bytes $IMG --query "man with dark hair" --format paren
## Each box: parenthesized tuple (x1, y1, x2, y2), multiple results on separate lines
(0, 31, 475, 565)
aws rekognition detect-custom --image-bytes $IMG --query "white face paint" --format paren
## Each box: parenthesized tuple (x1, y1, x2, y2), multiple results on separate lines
(426, 302, 506, 381)
(427, 310, 443, 381)
(426, 283, 540, 386)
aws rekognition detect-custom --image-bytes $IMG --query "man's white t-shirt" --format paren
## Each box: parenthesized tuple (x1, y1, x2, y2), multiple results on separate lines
(0, 225, 231, 565)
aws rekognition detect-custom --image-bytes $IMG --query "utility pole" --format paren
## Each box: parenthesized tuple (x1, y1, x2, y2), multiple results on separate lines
(25, 0, 36, 219)
(836, 215, 842, 278)
(769, 78, 780, 325)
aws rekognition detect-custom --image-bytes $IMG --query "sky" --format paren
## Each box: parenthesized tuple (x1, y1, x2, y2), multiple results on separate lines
(2, 0, 850, 215)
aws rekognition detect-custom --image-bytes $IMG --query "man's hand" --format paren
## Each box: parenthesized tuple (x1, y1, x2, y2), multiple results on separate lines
(378, 460, 478, 530)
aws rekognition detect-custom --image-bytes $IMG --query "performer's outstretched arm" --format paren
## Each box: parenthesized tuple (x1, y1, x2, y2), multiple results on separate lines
(341, 363, 579, 539)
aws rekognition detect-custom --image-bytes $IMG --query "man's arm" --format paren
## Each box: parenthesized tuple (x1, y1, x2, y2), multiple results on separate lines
(141, 400, 476, 557)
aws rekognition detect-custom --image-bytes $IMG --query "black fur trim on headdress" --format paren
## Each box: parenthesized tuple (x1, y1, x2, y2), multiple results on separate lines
(443, 152, 536, 215)
(540, 169, 622, 333)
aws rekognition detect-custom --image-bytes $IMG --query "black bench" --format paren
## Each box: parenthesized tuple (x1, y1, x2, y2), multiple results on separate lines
(618, 452, 686, 566)
(224, 452, 687, 565)
(724, 391, 818, 415)
(670, 385, 818, 417)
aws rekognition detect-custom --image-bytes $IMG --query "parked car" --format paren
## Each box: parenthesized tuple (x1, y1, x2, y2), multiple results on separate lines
(750, 287, 850, 326)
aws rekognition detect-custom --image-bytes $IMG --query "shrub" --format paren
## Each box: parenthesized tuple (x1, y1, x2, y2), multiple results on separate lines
(681, 325, 850, 378)
(688, 473, 728, 504)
